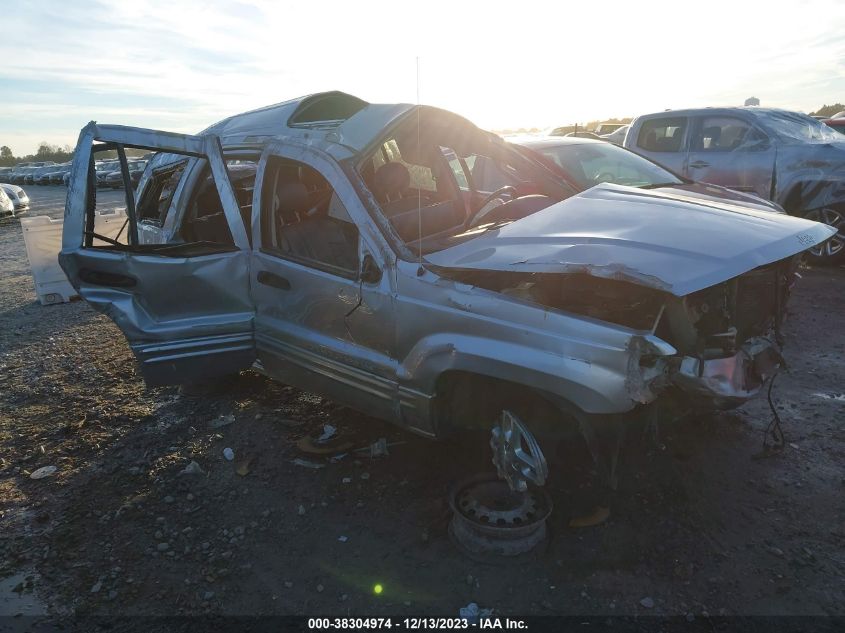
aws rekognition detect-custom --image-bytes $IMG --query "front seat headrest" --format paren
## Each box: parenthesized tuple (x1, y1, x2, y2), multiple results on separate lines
(300, 166, 325, 191)
(274, 181, 310, 221)
(374, 162, 411, 200)
(703, 126, 722, 148)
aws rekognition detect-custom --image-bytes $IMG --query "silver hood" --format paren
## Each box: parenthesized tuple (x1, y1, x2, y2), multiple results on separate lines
(426, 183, 837, 296)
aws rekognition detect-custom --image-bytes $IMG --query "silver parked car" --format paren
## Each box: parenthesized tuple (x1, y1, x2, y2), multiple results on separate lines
(0, 186, 13, 216)
(0, 183, 29, 212)
(59, 92, 835, 491)
(600, 124, 629, 145)
(625, 107, 845, 263)
(513, 136, 786, 213)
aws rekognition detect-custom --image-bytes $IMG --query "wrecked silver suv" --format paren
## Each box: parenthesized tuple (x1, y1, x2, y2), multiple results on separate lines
(60, 92, 835, 492)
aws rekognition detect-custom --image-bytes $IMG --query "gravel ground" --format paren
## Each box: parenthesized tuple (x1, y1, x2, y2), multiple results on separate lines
(1, 187, 844, 628)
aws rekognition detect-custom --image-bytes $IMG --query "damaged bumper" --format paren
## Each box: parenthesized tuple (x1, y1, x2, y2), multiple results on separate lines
(672, 337, 784, 409)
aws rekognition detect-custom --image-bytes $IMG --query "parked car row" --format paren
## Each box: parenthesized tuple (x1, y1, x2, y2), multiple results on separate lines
(58, 91, 835, 493)
(2, 161, 57, 185)
(3, 157, 149, 189)
(98, 159, 147, 189)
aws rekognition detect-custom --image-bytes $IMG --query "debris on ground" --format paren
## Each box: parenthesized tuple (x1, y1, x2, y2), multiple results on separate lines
(297, 426, 354, 455)
(275, 418, 306, 428)
(459, 602, 493, 623)
(354, 437, 397, 458)
(640, 597, 655, 609)
(222, 447, 235, 461)
(179, 460, 205, 476)
(318, 424, 337, 443)
(210, 414, 235, 429)
(235, 454, 254, 477)
(568, 505, 611, 528)
(292, 458, 325, 470)
(29, 465, 57, 480)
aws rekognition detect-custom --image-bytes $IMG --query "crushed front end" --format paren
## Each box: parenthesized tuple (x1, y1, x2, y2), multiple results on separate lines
(447, 254, 799, 414)
(656, 256, 798, 410)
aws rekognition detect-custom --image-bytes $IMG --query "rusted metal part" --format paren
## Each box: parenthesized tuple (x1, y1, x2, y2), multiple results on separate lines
(448, 473, 552, 557)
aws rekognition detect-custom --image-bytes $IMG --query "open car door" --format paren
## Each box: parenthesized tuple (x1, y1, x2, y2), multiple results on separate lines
(60, 122, 255, 387)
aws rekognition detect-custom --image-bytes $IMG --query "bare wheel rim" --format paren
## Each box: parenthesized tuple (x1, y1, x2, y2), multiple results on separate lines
(805, 207, 845, 258)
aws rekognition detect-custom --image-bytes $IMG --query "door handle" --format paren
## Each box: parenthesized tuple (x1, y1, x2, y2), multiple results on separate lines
(257, 270, 291, 290)
(79, 268, 137, 288)
(689, 160, 710, 168)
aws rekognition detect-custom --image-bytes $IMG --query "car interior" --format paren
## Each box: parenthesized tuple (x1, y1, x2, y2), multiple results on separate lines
(638, 118, 687, 152)
(358, 110, 572, 254)
(180, 160, 257, 246)
(262, 158, 359, 275)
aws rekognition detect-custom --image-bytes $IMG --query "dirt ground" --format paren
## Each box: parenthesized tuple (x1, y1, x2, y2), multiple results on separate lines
(1, 187, 844, 628)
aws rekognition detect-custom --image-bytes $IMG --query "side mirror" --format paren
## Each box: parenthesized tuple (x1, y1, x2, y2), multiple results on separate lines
(361, 254, 382, 284)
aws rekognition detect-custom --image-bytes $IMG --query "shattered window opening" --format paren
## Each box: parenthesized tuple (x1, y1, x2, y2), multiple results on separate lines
(358, 110, 573, 255)
(83, 143, 252, 256)
(136, 158, 188, 226)
(261, 157, 359, 277)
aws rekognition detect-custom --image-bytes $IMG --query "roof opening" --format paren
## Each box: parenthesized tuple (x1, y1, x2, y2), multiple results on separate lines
(287, 91, 368, 129)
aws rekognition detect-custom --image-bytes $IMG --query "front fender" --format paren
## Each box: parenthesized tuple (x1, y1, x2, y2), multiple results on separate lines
(398, 332, 672, 415)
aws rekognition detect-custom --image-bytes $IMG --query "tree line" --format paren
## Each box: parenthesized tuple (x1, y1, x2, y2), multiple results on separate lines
(0, 142, 147, 167)
(809, 103, 845, 117)
(0, 142, 74, 167)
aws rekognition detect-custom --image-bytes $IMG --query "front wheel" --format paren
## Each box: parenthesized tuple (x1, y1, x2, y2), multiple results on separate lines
(803, 204, 845, 265)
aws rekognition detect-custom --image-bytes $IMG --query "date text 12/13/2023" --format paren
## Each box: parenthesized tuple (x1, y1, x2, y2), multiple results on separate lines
(307, 618, 528, 629)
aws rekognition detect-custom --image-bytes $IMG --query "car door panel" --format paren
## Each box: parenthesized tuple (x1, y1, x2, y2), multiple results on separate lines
(686, 116, 775, 199)
(60, 122, 256, 387)
(251, 142, 400, 423)
(630, 116, 690, 175)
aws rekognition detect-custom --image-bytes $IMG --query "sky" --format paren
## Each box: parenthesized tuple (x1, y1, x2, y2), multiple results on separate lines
(1, 0, 844, 156)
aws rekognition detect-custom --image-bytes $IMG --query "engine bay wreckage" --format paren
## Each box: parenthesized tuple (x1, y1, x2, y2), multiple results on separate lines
(60, 91, 837, 493)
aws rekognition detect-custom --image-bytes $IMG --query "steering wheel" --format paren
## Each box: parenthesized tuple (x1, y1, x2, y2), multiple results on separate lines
(595, 172, 617, 184)
(465, 185, 518, 228)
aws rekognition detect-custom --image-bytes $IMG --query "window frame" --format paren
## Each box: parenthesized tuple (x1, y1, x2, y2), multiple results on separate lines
(77, 129, 249, 256)
(690, 115, 769, 153)
(136, 158, 189, 227)
(259, 155, 362, 281)
(636, 116, 690, 153)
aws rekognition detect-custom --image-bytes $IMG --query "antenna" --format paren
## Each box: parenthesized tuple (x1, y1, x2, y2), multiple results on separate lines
(416, 56, 424, 276)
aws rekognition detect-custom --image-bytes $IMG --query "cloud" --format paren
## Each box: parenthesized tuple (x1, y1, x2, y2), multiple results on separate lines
(2, 0, 844, 154)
